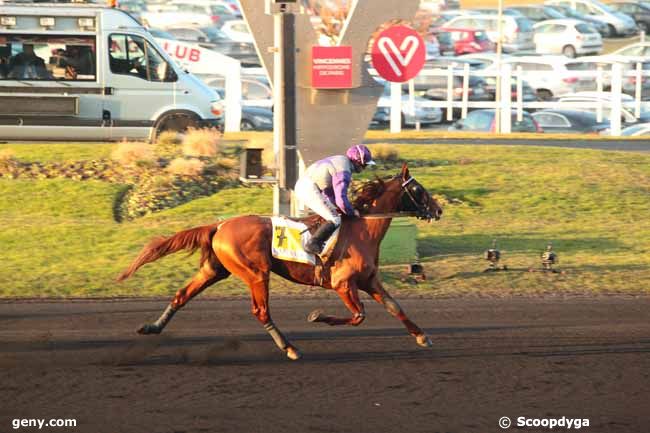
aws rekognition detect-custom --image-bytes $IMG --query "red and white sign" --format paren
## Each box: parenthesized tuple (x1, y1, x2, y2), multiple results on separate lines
(312, 46, 353, 89)
(371, 25, 425, 83)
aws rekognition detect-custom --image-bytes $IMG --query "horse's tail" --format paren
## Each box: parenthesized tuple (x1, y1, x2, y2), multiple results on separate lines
(117, 222, 221, 282)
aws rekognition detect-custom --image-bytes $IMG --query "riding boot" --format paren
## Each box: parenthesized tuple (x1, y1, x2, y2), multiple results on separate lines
(304, 221, 339, 255)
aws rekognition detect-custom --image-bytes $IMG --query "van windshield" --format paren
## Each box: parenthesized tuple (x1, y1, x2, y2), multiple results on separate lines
(0, 34, 96, 81)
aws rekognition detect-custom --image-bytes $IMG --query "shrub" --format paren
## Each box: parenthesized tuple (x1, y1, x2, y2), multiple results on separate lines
(111, 141, 155, 167)
(369, 144, 400, 162)
(155, 131, 182, 159)
(166, 157, 205, 177)
(182, 128, 221, 158)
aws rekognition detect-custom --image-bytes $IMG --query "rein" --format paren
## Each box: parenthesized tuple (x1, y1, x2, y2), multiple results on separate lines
(359, 212, 418, 219)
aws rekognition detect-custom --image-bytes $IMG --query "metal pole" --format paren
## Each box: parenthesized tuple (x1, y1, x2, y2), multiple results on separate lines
(494, 0, 504, 133)
(635, 62, 642, 119)
(516, 65, 522, 122)
(596, 66, 603, 122)
(446, 64, 453, 122)
(272, 10, 296, 216)
(500, 62, 512, 133)
(390, 81, 402, 133)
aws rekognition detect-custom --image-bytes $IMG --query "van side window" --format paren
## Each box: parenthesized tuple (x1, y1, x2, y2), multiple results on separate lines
(109, 34, 177, 82)
(0, 34, 96, 81)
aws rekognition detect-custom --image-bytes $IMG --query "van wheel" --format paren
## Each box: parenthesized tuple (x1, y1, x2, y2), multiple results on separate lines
(562, 45, 576, 58)
(606, 24, 616, 38)
(639, 22, 648, 33)
(537, 89, 553, 101)
(155, 113, 200, 137)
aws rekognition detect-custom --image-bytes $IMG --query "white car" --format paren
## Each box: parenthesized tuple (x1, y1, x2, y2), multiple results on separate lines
(221, 20, 254, 43)
(493, 56, 592, 100)
(612, 42, 650, 57)
(558, 92, 650, 124)
(444, 14, 536, 53)
(533, 19, 602, 57)
(621, 122, 650, 135)
(544, 0, 638, 36)
(170, 0, 239, 25)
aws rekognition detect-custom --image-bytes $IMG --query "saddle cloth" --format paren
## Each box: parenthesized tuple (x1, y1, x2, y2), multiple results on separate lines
(270, 217, 339, 265)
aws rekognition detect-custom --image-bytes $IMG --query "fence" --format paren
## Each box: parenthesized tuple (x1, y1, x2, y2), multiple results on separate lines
(380, 61, 650, 136)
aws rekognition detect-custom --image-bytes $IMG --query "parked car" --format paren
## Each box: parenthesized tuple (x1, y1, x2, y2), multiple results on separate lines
(544, 4, 610, 35)
(213, 88, 273, 130)
(373, 85, 443, 127)
(532, 109, 610, 133)
(165, 27, 260, 66)
(566, 55, 650, 99)
(118, 0, 146, 23)
(430, 10, 476, 28)
(170, 0, 240, 25)
(420, 0, 460, 14)
(508, 5, 567, 22)
(148, 28, 177, 40)
(449, 109, 542, 132)
(545, 0, 637, 36)
(621, 122, 650, 135)
(533, 19, 602, 57)
(469, 8, 524, 16)
(492, 56, 592, 100)
(444, 14, 536, 53)
(558, 91, 650, 124)
(612, 42, 650, 56)
(609, 1, 650, 33)
(141, 4, 213, 28)
(460, 52, 512, 67)
(203, 75, 273, 108)
(431, 27, 495, 55)
(220, 19, 254, 43)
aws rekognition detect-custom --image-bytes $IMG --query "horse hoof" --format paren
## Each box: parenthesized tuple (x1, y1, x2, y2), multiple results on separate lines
(286, 346, 302, 361)
(137, 324, 160, 335)
(416, 334, 432, 348)
(307, 309, 325, 323)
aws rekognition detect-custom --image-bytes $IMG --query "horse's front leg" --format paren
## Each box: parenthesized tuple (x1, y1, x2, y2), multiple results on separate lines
(367, 277, 432, 348)
(308, 282, 365, 326)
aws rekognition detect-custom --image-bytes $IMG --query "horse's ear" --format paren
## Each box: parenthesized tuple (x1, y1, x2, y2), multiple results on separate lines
(400, 163, 410, 181)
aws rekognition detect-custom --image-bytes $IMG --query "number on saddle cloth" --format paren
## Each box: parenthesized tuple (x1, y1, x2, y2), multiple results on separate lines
(270, 217, 340, 265)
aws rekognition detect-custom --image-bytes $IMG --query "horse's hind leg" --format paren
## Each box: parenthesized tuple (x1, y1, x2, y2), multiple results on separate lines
(246, 277, 301, 361)
(137, 261, 230, 335)
(308, 282, 366, 326)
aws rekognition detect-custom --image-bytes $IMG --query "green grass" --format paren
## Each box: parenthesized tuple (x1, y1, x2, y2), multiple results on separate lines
(1, 140, 650, 298)
(0, 142, 114, 163)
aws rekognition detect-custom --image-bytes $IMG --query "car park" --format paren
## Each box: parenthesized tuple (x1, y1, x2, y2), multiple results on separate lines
(532, 109, 610, 133)
(449, 109, 542, 132)
(141, 4, 213, 29)
(169, 0, 240, 27)
(566, 55, 650, 99)
(431, 27, 495, 55)
(545, 0, 637, 36)
(533, 19, 602, 57)
(0, 3, 222, 141)
(202, 75, 273, 108)
(444, 14, 536, 53)
(213, 88, 273, 131)
(608, 1, 650, 33)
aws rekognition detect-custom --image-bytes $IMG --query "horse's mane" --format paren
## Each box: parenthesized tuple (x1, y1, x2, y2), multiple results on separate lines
(352, 176, 394, 211)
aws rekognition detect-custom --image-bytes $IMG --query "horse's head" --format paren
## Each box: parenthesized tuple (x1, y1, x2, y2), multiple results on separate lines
(395, 163, 443, 222)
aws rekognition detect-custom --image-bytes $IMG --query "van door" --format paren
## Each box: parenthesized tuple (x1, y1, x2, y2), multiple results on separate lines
(103, 33, 178, 141)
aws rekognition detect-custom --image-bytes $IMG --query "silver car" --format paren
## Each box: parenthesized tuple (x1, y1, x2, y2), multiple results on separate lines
(545, 0, 638, 36)
(444, 14, 536, 53)
(533, 19, 602, 57)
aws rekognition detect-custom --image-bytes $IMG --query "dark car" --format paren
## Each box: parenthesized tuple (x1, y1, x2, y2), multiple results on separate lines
(484, 77, 538, 103)
(214, 88, 273, 131)
(507, 5, 567, 22)
(449, 109, 542, 132)
(165, 27, 260, 67)
(544, 4, 610, 35)
(532, 109, 610, 133)
(609, 1, 650, 33)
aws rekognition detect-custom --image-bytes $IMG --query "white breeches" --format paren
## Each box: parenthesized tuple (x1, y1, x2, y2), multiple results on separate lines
(295, 177, 341, 225)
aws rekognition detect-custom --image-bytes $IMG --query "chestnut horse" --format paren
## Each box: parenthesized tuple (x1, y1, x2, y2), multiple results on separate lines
(117, 164, 442, 360)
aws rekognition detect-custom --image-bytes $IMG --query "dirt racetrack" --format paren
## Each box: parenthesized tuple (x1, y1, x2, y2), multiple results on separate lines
(1, 296, 649, 433)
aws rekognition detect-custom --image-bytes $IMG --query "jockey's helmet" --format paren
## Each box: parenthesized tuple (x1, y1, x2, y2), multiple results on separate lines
(346, 144, 376, 169)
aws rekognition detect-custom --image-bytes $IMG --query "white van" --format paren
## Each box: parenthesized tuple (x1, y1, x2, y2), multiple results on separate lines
(0, 3, 222, 141)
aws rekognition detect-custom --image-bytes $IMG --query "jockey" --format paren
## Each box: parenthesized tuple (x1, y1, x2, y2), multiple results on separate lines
(295, 144, 376, 255)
